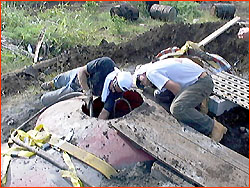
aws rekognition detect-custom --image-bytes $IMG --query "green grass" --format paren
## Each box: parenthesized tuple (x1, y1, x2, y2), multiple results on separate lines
(160, 1, 220, 23)
(1, 48, 33, 74)
(1, 1, 219, 74)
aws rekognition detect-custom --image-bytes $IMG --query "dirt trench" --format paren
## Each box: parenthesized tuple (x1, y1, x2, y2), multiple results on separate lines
(1, 22, 249, 96)
(1, 21, 249, 158)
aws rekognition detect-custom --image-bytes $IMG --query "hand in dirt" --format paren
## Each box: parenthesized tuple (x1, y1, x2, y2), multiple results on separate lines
(238, 27, 249, 40)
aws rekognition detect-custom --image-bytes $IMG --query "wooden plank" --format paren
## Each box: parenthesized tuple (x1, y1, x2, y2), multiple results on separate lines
(110, 94, 249, 187)
(198, 17, 240, 47)
(34, 27, 46, 63)
(151, 161, 195, 187)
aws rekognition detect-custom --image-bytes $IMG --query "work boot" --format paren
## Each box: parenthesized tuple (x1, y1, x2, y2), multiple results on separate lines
(210, 119, 227, 142)
(41, 81, 54, 90)
(200, 98, 209, 114)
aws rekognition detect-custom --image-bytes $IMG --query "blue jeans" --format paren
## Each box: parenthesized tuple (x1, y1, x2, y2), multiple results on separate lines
(41, 67, 82, 106)
(170, 75, 214, 136)
(41, 57, 116, 106)
(87, 57, 116, 96)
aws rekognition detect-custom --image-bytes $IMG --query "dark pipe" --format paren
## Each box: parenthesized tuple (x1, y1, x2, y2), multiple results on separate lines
(88, 99, 94, 117)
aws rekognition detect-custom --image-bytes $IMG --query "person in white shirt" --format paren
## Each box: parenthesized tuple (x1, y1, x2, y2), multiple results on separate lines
(134, 58, 227, 142)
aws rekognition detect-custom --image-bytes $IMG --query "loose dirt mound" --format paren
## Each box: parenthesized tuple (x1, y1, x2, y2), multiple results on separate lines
(1, 21, 249, 158)
(1, 22, 248, 97)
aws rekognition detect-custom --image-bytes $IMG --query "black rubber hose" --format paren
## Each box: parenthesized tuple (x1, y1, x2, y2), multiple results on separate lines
(88, 99, 94, 117)
(11, 92, 84, 133)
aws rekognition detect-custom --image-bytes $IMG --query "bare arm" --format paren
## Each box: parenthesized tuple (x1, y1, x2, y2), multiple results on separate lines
(163, 80, 181, 96)
(78, 65, 90, 91)
(98, 109, 110, 120)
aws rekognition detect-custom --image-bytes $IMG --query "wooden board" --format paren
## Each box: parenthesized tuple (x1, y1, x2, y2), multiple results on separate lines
(110, 93, 249, 187)
(198, 17, 240, 47)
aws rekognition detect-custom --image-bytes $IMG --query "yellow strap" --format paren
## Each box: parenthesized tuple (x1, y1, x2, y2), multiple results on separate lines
(1, 124, 47, 187)
(61, 152, 83, 187)
(34, 124, 44, 131)
(61, 170, 83, 187)
(49, 136, 118, 179)
(1, 144, 11, 186)
(1, 145, 35, 158)
(1, 155, 11, 186)
(182, 41, 220, 69)
(1, 127, 39, 186)
(63, 151, 76, 172)
(1, 145, 34, 186)
(160, 41, 220, 69)
(18, 150, 35, 158)
(17, 125, 51, 147)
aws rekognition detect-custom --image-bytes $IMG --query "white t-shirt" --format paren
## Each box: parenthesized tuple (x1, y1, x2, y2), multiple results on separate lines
(146, 58, 205, 91)
(101, 67, 120, 102)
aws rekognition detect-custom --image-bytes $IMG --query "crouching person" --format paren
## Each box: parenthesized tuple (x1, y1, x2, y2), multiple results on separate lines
(41, 57, 133, 119)
(134, 63, 175, 112)
(134, 58, 227, 142)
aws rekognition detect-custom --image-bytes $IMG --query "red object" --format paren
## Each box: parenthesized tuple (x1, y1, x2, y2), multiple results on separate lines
(37, 96, 154, 169)
(5, 93, 154, 187)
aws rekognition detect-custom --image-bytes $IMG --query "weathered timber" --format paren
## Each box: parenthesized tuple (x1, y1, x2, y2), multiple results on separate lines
(151, 161, 195, 187)
(110, 91, 249, 187)
(34, 27, 46, 63)
(198, 16, 240, 47)
(2, 51, 78, 77)
(1, 36, 33, 58)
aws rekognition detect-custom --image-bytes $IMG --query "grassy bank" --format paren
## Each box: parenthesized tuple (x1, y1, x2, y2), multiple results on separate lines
(1, 1, 219, 74)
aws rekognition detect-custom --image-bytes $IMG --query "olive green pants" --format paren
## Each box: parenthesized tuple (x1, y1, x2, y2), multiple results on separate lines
(170, 75, 214, 136)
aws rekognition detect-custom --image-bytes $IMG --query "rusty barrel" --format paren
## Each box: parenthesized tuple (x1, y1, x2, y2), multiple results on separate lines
(145, 1, 159, 12)
(211, 3, 236, 19)
(150, 4, 177, 22)
(110, 4, 139, 21)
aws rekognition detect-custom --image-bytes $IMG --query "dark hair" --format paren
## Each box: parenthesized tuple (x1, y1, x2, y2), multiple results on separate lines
(136, 76, 145, 89)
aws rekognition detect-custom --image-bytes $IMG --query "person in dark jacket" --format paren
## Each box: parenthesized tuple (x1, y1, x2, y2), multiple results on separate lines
(41, 57, 133, 119)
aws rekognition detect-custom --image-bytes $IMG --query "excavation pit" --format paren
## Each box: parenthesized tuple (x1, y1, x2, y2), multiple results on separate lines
(81, 90, 144, 119)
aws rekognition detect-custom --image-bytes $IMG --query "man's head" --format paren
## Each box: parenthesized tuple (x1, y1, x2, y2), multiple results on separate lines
(111, 71, 133, 93)
(136, 74, 145, 89)
(136, 73, 151, 89)
(133, 63, 152, 89)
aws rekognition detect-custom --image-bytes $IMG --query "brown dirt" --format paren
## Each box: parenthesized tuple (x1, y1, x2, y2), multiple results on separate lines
(2, 21, 249, 157)
(1, 22, 248, 97)
(1, 2, 249, 186)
